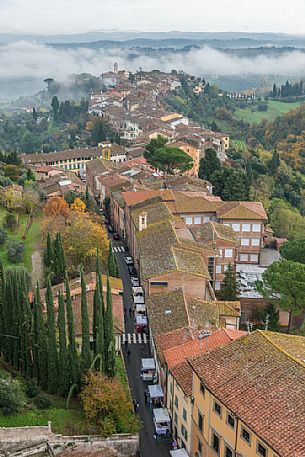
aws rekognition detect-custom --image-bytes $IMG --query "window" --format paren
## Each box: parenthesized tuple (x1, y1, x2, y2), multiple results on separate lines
(214, 401, 222, 416)
(203, 216, 210, 223)
(225, 445, 233, 457)
(198, 410, 203, 431)
(239, 253, 248, 262)
(252, 224, 261, 232)
(252, 238, 260, 247)
(174, 412, 178, 424)
(169, 400, 173, 410)
(150, 281, 168, 287)
(241, 238, 250, 246)
(170, 383, 173, 393)
(225, 249, 233, 258)
(194, 217, 201, 225)
(241, 427, 251, 445)
(182, 408, 187, 421)
(227, 413, 235, 429)
(197, 439, 203, 456)
(232, 223, 240, 232)
(200, 382, 205, 395)
(242, 223, 250, 232)
(250, 254, 259, 262)
(216, 265, 222, 274)
(212, 431, 220, 454)
(215, 281, 221, 290)
(174, 396, 178, 408)
(219, 249, 223, 257)
(181, 424, 188, 441)
(185, 217, 193, 225)
(223, 264, 228, 272)
(257, 442, 267, 457)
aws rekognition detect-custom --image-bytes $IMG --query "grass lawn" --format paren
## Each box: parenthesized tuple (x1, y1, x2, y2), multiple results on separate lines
(234, 100, 303, 124)
(0, 408, 89, 435)
(0, 206, 42, 271)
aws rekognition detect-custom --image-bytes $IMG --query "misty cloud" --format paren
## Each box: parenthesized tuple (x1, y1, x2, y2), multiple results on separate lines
(1, 41, 305, 85)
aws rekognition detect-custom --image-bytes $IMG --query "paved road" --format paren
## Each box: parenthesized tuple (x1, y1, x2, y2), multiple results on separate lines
(113, 241, 172, 457)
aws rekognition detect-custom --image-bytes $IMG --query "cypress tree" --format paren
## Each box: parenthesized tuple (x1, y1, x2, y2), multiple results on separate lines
(93, 251, 101, 353)
(93, 254, 105, 371)
(11, 270, 20, 369)
(33, 284, 48, 389)
(45, 277, 58, 393)
(57, 291, 69, 395)
(108, 248, 119, 278)
(19, 270, 32, 378)
(53, 233, 66, 283)
(218, 264, 240, 301)
(85, 186, 91, 210)
(45, 232, 53, 268)
(80, 269, 91, 374)
(65, 272, 79, 386)
(104, 274, 116, 377)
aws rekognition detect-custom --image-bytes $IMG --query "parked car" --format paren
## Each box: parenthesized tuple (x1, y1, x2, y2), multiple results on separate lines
(128, 266, 137, 276)
(131, 276, 140, 287)
(124, 256, 134, 265)
(113, 232, 120, 240)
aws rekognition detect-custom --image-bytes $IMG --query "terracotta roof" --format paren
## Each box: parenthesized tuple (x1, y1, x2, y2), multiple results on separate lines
(23, 147, 104, 164)
(131, 201, 172, 231)
(217, 201, 268, 220)
(165, 191, 223, 214)
(147, 289, 189, 336)
(190, 330, 305, 457)
(171, 361, 193, 396)
(164, 328, 246, 370)
(191, 221, 239, 245)
(122, 190, 160, 207)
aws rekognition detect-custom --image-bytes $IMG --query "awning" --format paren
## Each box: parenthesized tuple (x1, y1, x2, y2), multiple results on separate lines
(148, 384, 163, 399)
(141, 358, 155, 370)
(136, 315, 147, 325)
(153, 408, 170, 423)
(170, 450, 189, 457)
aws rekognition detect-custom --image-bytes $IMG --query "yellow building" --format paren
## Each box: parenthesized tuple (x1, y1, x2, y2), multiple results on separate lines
(160, 112, 183, 122)
(165, 329, 246, 455)
(189, 330, 305, 457)
(220, 134, 230, 151)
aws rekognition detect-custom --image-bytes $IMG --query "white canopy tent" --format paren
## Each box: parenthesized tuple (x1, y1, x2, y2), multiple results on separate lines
(148, 384, 163, 399)
(170, 449, 189, 457)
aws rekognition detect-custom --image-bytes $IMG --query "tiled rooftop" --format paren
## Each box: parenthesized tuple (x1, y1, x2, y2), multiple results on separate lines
(190, 330, 305, 457)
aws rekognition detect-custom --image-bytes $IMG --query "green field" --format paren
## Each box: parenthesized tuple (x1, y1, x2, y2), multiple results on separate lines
(0, 206, 42, 271)
(234, 100, 303, 124)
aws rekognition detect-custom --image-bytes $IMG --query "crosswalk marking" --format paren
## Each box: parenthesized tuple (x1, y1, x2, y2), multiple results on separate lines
(121, 333, 148, 344)
(112, 246, 125, 253)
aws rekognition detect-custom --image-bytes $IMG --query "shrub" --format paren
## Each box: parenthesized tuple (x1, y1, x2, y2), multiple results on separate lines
(7, 240, 24, 263)
(33, 394, 51, 410)
(0, 228, 8, 247)
(25, 379, 40, 399)
(3, 212, 18, 232)
(0, 377, 26, 415)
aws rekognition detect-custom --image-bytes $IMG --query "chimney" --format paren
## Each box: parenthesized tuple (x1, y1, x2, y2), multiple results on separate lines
(139, 211, 147, 231)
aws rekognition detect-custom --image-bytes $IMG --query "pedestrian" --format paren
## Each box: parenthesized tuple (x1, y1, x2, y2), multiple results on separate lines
(129, 308, 132, 317)
(124, 339, 128, 348)
(144, 390, 148, 404)
(133, 398, 138, 413)
(127, 348, 131, 358)
(172, 440, 178, 450)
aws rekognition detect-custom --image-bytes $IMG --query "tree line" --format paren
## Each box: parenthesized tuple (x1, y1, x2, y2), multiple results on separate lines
(270, 80, 304, 99)
(0, 249, 117, 397)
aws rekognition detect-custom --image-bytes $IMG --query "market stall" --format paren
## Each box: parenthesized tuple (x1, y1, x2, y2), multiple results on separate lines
(153, 408, 171, 437)
(141, 358, 156, 381)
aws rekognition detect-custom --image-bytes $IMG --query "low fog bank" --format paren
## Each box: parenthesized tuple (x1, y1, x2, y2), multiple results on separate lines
(2, 41, 305, 100)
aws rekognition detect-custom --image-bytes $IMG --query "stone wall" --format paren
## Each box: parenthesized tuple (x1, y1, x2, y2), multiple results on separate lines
(0, 425, 139, 457)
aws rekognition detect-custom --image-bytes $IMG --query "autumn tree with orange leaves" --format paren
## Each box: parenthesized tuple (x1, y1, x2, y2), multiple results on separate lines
(80, 372, 139, 436)
(43, 196, 70, 218)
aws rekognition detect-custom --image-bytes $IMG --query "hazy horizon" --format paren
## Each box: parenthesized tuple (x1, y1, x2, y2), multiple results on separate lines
(1, 0, 305, 35)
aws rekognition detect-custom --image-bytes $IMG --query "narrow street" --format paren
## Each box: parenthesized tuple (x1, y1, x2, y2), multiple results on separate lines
(112, 241, 172, 457)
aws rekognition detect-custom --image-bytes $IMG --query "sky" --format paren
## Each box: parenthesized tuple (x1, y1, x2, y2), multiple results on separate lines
(1, 0, 305, 34)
